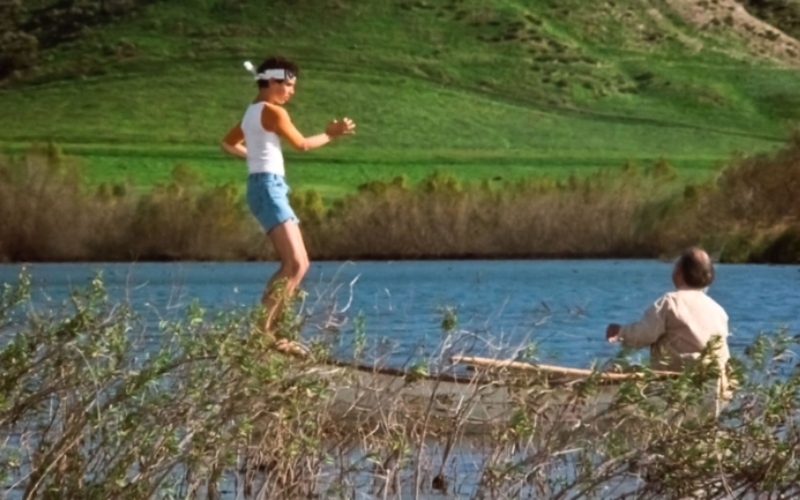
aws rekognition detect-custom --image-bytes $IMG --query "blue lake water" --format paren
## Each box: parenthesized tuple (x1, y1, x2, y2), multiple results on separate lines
(1, 260, 798, 368)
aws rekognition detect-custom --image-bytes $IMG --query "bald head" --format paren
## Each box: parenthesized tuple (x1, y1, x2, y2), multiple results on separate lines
(675, 247, 714, 289)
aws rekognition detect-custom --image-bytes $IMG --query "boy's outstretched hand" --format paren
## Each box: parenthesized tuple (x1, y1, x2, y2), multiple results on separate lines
(326, 117, 356, 137)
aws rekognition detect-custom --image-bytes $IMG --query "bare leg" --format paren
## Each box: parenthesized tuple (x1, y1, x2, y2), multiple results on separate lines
(262, 220, 309, 337)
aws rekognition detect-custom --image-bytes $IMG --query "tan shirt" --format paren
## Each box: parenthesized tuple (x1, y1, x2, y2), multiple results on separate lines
(619, 289, 730, 373)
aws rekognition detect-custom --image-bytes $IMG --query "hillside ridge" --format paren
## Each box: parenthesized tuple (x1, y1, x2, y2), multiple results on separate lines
(1, 0, 799, 192)
(667, 0, 800, 66)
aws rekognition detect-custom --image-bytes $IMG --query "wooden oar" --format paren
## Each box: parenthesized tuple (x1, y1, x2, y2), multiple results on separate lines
(450, 355, 679, 381)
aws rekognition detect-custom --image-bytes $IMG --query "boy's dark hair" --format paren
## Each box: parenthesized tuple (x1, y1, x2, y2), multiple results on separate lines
(257, 56, 299, 88)
(678, 247, 715, 289)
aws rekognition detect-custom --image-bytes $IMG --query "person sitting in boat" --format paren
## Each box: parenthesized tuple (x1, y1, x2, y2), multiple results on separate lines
(605, 247, 730, 391)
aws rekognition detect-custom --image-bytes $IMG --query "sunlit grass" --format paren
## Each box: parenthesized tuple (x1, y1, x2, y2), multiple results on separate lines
(1, 0, 798, 193)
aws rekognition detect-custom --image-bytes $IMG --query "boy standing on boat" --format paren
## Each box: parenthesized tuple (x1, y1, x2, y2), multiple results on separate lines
(221, 56, 355, 351)
(606, 247, 731, 397)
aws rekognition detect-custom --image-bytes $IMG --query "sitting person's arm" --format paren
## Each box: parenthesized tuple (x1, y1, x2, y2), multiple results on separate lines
(607, 296, 668, 348)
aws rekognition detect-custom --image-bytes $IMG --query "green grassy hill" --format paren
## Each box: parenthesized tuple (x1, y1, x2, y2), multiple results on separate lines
(1, 0, 799, 198)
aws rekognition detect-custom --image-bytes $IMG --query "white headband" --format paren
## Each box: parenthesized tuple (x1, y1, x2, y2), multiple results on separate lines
(243, 61, 295, 81)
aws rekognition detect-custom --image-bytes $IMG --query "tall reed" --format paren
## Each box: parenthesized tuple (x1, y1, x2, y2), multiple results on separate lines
(306, 167, 675, 259)
(2, 137, 800, 262)
(0, 147, 263, 262)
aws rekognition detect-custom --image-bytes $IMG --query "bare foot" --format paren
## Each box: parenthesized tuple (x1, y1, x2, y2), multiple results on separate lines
(274, 338, 310, 358)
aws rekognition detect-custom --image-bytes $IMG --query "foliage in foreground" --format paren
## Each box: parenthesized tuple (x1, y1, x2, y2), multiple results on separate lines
(0, 272, 340, 498)
(0, 272, 799, 498)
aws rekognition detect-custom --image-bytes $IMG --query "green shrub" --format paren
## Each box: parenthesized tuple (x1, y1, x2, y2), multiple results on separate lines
(753, 225, 800, 263)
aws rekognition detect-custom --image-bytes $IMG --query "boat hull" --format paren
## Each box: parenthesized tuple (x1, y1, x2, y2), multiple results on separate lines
(320, 362, 625, 434)
(310, 356, 725, 435)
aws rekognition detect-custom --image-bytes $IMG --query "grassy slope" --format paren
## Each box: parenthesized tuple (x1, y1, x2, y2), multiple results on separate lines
(0, 0, 799, 198)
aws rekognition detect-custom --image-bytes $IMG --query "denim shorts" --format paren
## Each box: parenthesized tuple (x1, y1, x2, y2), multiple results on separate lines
(246, 173, 299, 233)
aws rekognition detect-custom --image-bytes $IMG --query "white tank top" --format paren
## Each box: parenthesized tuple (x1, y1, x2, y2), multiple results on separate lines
(241, 102, 285, 176)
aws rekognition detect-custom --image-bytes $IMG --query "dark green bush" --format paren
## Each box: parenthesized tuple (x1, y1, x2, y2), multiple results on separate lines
(0, 0, 38, 80)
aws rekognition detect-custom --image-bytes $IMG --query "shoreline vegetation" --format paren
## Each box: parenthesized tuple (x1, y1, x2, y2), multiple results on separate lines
(1, 134, 799, 264)
(1, 271, 800, 498)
